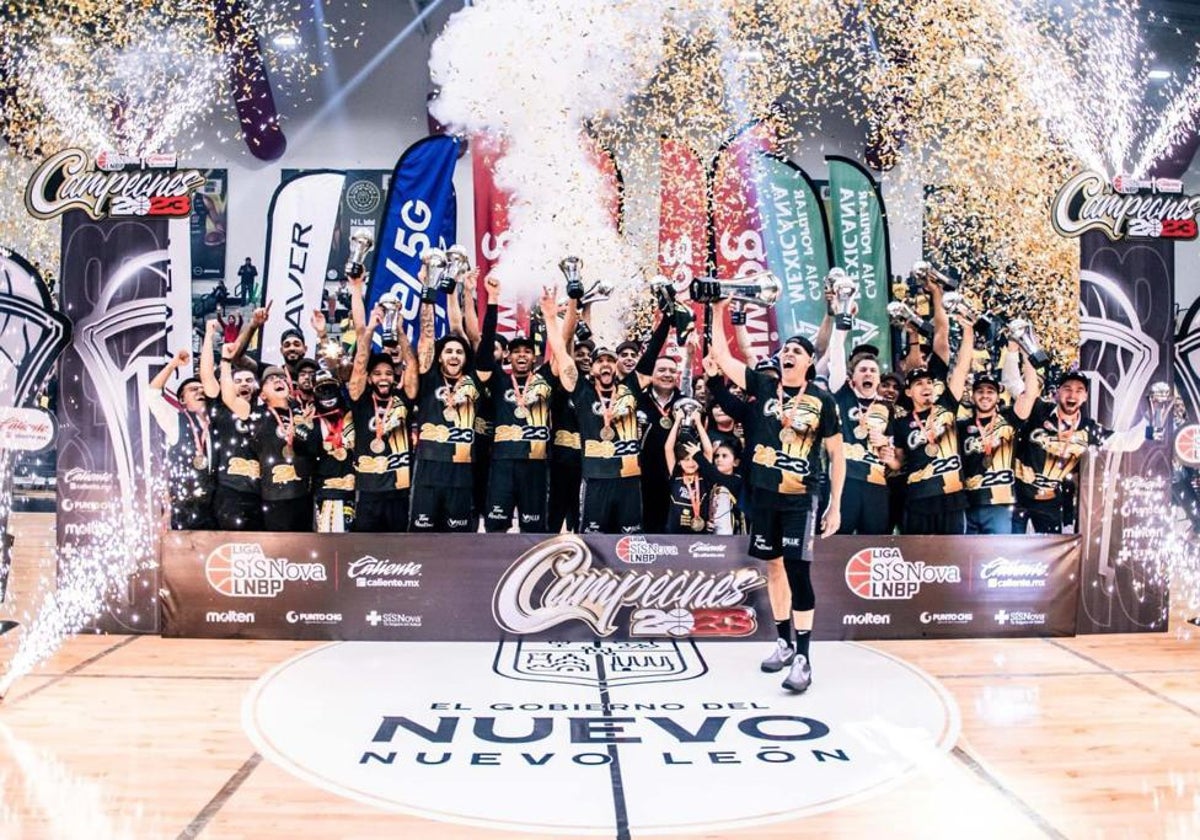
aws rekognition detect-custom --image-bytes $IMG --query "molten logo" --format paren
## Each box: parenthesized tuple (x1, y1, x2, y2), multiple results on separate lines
(844, 547, 961, 600)
(205, 543, 327, 598)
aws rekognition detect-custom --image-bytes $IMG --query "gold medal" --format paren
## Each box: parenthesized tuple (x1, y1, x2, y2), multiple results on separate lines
(600, 426, 615, 442)
(854, 425, 867, 440)
(691, 517, 705, 532)
(925, 443, 938, 457)
(443, 408, 457, 423)
(370, 438, 385, 454)
(514, 405, 528, 420)
(192, 455, 208, 470)
(780, 428, 797, 446)
(660, 415, 673, 430)
(282, 444, 294, 461)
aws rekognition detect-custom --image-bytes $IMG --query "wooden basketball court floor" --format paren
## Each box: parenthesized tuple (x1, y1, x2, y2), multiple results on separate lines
(1, 512, 1198, 839)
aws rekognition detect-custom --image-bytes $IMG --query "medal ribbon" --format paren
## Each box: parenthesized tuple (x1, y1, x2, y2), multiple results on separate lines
(597, 386, 614, 437)
(183, 410, 208, 464)
(443, 375, 463, 425)
(1052, 409, 1081, 475)
(372, 392, 390, 448)
(511, 372, 529, 416)
(684, 475, 702, 523)
(318, 410, 346, 450)
(269, 405, 295, 455)
(977, 412, 998, 457)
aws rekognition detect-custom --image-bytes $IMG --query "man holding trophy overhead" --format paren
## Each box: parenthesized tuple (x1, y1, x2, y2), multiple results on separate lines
(706, 282, 844, 696)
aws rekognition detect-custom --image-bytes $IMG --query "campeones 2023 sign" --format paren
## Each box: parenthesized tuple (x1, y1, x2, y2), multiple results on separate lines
(1051, 170, 1200, 241)
(25, 148, 206, 221)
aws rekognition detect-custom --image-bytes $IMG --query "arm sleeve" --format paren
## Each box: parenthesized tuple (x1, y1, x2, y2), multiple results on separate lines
(694, 449, 741, 493)
(708, 374, 751, 424)
(1001, 347, 1024, 397)
(474, 303, 499, 374)
(145, 387, 180, 444)
(635, 315, 673, 377)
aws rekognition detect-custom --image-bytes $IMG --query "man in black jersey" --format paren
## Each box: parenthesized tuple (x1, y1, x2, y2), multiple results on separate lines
(829, 349, 900, 535)
(1013, 371, 1147, 533)
(348, 305, 417, 532)
(310, 369, 356, 532)
(409, 272, 499, 532)
(709, 298, 844, 695)
(485, 328, 556, 533)
(545, 292, 675, 534)
(958, 345, 1040, 534)
(147, 348, 216, 530)
(547, 338, 593, 533)
(638, 353, 684, 533)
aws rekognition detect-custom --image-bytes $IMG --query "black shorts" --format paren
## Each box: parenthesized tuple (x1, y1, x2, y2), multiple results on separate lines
(262, 496, 313, 532)
(354, 491, 410, 533)
(581, 477, 642, 534)
(749, 490, 813, 562)
(213, 485, 263, 531)
(485, 459, 549, 533)
(410, 483, 474, 532)
(837, 481, 891, 536)
(1012, 497, 1064, 534)
(548, 458, 582, 533)
(904, 506, 967, 536)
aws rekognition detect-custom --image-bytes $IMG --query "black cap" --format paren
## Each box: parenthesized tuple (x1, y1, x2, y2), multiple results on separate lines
(972, 370, 1001, 391)
(313, 369, 339, 390)
(880, 372, 903, 388)
(594, 346, 618, 361)
(1058, 370, 1089, 388)
(905, 367, 934, 387)
(615, 340, 641, 356)
(508, 334, 536, 352)
(281, 327, 305, 344)
(177, 376, 202, 396)
(295, 357, 320, 373)
(850, 343, 880, 361)
(783, 335, 816, 356)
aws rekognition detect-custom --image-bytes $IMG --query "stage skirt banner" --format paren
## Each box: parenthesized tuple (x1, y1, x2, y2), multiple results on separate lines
(161, 532, 1079, 642)
(658, 137, 709, 371)
(811, 535, 1081, 640)
(471, 133, 523, 339)
(260, 170, 345, 363)
(368, 135, 460, 345)
(56, 212, 192, 632)
(1076, 235, 1174, 633)
(825, 157, 893, 363)
(710, 122, 779, 361)
(753, 154, 832, 344)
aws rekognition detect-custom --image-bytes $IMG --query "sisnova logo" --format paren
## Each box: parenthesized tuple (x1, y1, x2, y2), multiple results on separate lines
(205, 543, 326, 598)
(844, 547, 961, 600)
(615, 536, 679, 564)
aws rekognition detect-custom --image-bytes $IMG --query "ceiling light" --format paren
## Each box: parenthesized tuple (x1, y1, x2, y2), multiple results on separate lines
(1148, 69, 1172, 81)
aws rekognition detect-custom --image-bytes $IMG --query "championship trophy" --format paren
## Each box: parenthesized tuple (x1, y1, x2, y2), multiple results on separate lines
(649, 275, 675, 311)
(911, 260, 960, 292)
(346, 232, 374, 279)
(943, 291, 1002, 344)
(445, 244, 472, 285)
(580, 279, 614, 307)
(1147, 382, 1174, 441)
(673, 397, 703, 443)
(421, 248, 448, 301)
(689, 271, 783, 306)
(887, 300, 934, 338)
(378, 293, 402, 347)
(560, 256, 585, 301)
(1003, 317, 1051, 368)
(828, 268, 858, 330)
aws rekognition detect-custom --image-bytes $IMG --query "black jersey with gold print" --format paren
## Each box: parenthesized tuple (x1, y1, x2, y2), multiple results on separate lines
(415, 369, 483, 465)
(958, 407, 1020, 506)
(350, 391, 412, 493)
(211, 401, 263, 494)
(312, 409, 356, 500)
(573, 373, 642, 479)
(551, 382, 581, 463)
(834, 384, 895, 487)
(1015, 400, 1109, 503)
(493, 363, 555, 461)
(899, 388, 965, 504)
(252, 402, 319, 501)
(745, 368, 840, 497)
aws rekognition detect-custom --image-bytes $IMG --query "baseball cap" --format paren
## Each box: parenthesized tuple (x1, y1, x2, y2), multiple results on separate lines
(1058, 370, 1089, 388)
(615, 340, 641, 356)
(972, 370, 1001, 391)
(280, 327, 305, 343)
(261, 365, 287, 382)
(295, 357, 320, 373)
(850, 343, 880, 361)
(782, 335, 816, 356)
(508, 334, 536, 352)
(594, 346, 618, 361)
(905, 367, 934, 387)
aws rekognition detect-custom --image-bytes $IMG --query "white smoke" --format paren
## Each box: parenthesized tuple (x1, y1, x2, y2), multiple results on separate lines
(429, 0, 666, 340)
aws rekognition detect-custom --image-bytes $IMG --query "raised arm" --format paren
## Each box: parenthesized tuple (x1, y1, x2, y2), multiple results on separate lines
(634, 309, 674, 390)
(474, 274, 500, 383)
(1013, 348, 1041, 420)
(946, 315, 974, 402)
(348, 306, 379, 402)
(231, 300, 270, 363)
(200, 319, 220, 398)
(446, 276, 466, 340)
(462, 269, 482, 349)
(219, 343, 251, 419)
(416, 292, 436, 375)
(148, 349, 189, 438)
(813, 284, 835, 357)
(928, 279, 951, 366)
(665, 413, 682, 475)
(708, 299, 748, 390)
(539, 287, 577, 393)
(348, 274, 367, 334)
(821, 319, 849, 393)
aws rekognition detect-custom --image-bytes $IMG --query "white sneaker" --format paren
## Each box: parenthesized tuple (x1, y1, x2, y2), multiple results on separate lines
(782, 654, 813, 693)
(760, 638, 795, 673)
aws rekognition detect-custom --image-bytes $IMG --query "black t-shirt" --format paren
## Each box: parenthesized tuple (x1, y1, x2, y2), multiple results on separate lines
(665, 474, 715, 534)
(958, 407, 1021, 507)
(572, 373, 643, 479)
(166, 408, 215, 502)
(898, 387, 966, 511)
(414, 368, 484, 487)
(211, 400, 262, 494)
(744, 368, 841, 498)
(311, 406, 356, 500)
(1015, 400, 1110, 503)
(350, 389, 412, 494)
(492, 364, 555, 461)
(550, 379, 581, 464)
(253, 402, 319, 501)
(834, 384, 896, 487)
